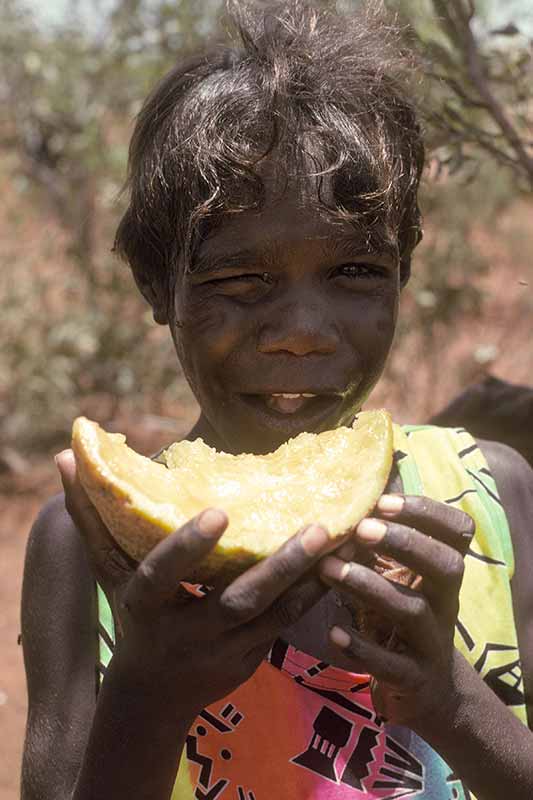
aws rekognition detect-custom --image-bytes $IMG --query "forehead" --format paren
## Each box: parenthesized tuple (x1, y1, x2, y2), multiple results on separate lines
(194, 176, 398, 266)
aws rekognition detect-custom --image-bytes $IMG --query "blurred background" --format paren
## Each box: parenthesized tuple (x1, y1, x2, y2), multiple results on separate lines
(1, 0, 532, 794)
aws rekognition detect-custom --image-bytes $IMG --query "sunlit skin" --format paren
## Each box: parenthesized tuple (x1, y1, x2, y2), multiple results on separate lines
(166, 182, 401, 456)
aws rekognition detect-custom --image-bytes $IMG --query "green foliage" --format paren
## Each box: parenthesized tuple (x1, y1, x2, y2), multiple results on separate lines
(388, 0, 533, 191)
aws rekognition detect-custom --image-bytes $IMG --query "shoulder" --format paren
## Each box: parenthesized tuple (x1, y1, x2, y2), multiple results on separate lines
(476, 439, 533, 727)
(25, 491, 89, 575)
(21, 493, 97, 797)
(22, 491, 97, 681)
(23, 492, 96, 635)
(476, 438, 533, 528)
(475, 437, 533, 588)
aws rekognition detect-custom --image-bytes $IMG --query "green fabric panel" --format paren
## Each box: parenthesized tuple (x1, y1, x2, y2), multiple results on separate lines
(96, 582, 115, 671)
(394, 424, 424, 496)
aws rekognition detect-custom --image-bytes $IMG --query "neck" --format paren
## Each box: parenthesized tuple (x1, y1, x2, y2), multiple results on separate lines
(185, 413, 227, 451)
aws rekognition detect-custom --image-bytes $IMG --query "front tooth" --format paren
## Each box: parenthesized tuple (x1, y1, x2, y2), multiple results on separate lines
(267, 395, 307, 414)
(271, 393, 317, 398)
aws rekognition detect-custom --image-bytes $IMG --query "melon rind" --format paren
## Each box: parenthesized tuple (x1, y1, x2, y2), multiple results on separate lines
(71, 411, 393, 584)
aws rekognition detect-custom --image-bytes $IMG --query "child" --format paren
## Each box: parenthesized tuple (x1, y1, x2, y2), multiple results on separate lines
(21, 2, 533, 798)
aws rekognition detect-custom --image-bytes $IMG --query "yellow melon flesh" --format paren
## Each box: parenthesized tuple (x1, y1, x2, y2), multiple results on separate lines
(71, 410, 393, 584)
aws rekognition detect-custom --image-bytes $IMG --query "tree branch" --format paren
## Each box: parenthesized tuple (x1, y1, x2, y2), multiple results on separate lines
(441, 0, 533, 187)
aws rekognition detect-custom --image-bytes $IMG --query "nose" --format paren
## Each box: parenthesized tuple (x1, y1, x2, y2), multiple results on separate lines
(257, 299, 339, 357)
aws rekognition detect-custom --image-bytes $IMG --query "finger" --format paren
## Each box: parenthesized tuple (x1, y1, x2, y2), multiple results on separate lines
(332, 536, 376, 567)
(123, 509, 227, 618)
(375, 494, 475, 554)
(218, 524, 330, 627)
(355, 518, 465, 610)
(55, 450, 132, 580)
(329, 625, 415, 689)
(232, 572, 327, 651)
(319, 557, 435, 648)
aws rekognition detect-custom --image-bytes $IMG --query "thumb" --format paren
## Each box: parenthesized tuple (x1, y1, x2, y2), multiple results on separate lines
(55, 449, 134, 589)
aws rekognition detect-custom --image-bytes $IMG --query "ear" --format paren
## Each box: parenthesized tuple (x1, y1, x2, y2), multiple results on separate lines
(399, 255, 411, 289)
(133, 274, 169, 325)
(399, 221, 423, 289)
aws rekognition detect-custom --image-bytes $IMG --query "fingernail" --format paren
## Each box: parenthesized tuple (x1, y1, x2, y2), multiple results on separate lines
(54, 450, 74, 477)
(356, 518, 387, 543)
(376, 494, 405, 514)
(330, 625, 351, 649)
(300, 524, 330, 556)
(197, 508, 227, 537)
(54, 448, 71, 466)
(320, 555, 351, 582)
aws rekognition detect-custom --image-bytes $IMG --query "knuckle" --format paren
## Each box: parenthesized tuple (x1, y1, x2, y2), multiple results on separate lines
(407, 495, 431, 517)
(273, 539, 305, 581)
(272, 595, 304, 628)
(460, 512, 476, 539)
(219, 589, 255, 624)
(443, 506, 475, 539)
(391, 524, 416, 557)
(135, 560, 159, 593)
(442, 549, 465, 582)
(103, 546, 130, 578)
(407, 594, 427, 621)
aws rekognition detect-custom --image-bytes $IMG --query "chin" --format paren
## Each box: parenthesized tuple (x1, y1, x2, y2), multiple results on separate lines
(223, 408, 355, 455)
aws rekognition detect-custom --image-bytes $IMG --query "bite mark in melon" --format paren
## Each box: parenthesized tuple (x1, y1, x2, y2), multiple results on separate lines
(71, 410, 393, 584)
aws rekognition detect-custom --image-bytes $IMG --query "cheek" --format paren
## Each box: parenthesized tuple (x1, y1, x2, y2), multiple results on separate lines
(375, 303, 398, 339)
(176, 290, 225, 334)
(174, 290, 251, 365)
(346, 289, 398, 349)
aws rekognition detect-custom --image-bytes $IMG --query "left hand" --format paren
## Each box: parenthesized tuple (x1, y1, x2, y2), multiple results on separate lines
(318, 494, 475, 728)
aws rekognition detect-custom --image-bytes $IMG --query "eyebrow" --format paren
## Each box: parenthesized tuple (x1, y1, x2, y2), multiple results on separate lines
(329, 233, 399, 262)
(191, 244, 279, 275)
(191, 232, 398, 274)
(191, 248, 267, 274)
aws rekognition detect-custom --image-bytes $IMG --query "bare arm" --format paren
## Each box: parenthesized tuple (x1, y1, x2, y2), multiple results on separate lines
(479, 438, 533, 726)
(21, 494, 97, 799)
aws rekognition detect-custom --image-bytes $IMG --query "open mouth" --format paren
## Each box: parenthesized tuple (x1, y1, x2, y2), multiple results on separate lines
(238, 391, 343, 432)
(266, 392, 319, 415)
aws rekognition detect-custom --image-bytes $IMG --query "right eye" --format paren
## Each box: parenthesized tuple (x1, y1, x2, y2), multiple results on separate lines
(204, 273, 274, 303)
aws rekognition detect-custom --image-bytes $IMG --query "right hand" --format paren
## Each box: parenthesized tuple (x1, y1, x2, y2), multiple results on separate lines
(56, 449, 332, 718)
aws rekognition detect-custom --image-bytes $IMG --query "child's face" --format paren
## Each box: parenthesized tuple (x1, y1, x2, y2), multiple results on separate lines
(170, 183, 400, 454)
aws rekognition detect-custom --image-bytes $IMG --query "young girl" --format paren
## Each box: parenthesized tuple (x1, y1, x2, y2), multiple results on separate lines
(21, 2, 533, 798)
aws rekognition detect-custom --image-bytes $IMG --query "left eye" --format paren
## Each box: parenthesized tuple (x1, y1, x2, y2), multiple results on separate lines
(334, 263, 386, 280)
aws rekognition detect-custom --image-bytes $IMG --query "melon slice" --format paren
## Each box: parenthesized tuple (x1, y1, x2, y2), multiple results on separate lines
(71, 410, 393, 584)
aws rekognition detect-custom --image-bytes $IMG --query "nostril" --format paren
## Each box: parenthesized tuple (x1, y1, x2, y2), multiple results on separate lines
(258, 328, 338, 357)
(257, 301, 339, 356)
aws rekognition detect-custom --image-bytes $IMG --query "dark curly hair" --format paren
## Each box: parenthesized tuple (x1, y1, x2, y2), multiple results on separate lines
(114, 0, 425, 315)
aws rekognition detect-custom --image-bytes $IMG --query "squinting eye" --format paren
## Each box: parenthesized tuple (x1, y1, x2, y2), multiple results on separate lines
(207, 273, 274, 301)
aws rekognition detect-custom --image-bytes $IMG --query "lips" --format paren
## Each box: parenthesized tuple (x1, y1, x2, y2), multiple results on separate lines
(237, 391, 344, 439)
